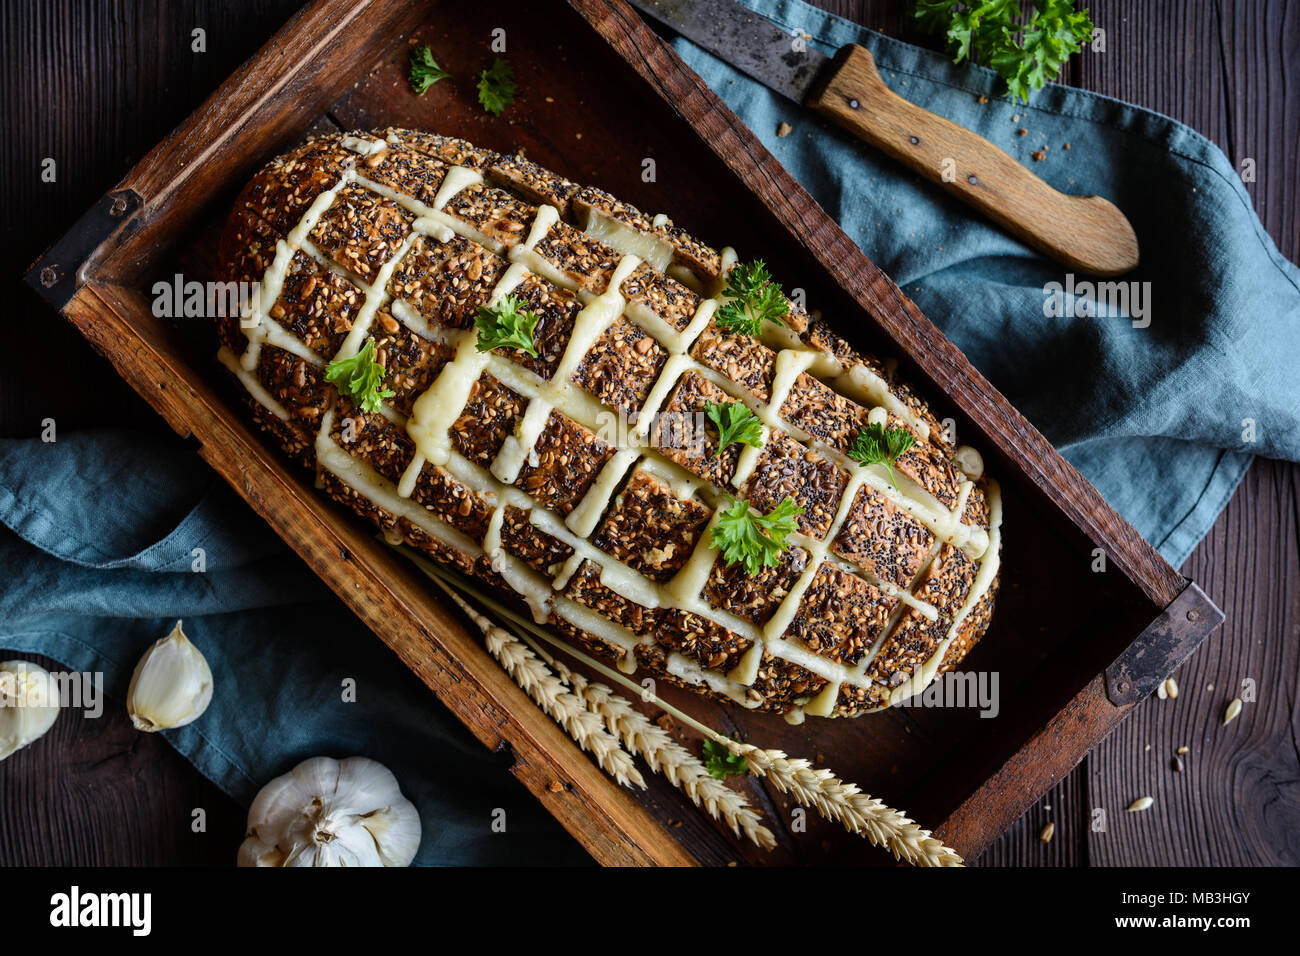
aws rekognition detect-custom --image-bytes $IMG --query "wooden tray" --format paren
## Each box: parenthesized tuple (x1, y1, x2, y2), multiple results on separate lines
(24, 0, 1223, 865)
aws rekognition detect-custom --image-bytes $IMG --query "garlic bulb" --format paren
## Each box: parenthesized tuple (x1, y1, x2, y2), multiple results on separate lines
(238, 756, 422, 867)
(126, 620, 213, 732)
(0, 660, 61, 761)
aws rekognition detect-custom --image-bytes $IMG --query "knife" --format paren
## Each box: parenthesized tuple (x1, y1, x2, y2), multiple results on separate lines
(628, 0, 1139, 277)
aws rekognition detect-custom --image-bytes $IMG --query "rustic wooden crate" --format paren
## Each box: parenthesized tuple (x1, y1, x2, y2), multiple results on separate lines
(23, 0, 1223, 865)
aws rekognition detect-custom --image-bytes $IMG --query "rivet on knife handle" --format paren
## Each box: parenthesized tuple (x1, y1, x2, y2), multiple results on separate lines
(809, 45, 1139, 277)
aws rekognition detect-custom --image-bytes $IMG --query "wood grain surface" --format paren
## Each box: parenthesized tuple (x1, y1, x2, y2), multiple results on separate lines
(1, 0, 1296, 867)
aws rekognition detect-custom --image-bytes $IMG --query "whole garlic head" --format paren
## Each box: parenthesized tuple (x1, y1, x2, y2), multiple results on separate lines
(0, 660, 61, 761)
(238, 756, 422, 867)
(127, 620, 213, 732)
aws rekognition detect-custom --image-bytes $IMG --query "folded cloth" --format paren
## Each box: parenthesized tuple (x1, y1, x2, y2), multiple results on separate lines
(0, 430, 591, 866)
(4, 0, 1298, 867)
(672, 0, 1300, 567)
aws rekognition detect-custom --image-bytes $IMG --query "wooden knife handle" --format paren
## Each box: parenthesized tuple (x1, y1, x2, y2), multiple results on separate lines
(809, 44, 1139, 277)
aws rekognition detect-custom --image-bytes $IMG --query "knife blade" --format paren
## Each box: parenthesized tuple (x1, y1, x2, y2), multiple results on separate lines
(627, 0, 1139, 277)
(628, 0, 828, 103)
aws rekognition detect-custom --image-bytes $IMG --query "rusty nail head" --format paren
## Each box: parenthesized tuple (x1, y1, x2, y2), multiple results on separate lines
(1186, 609, 1200, 622)
(110, 196, 128, 216)
(39, 265, 62, 288)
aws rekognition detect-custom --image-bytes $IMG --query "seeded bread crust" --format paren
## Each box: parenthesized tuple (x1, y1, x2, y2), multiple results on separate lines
(217, 129, 1001, 719)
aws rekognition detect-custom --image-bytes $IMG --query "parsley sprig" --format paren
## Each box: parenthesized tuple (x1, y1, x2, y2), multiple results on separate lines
(715, 260, 789, 337)
(407, 45, 451, 96)
(703, 400, 764, 458)
(702, 740, 748, 780)
(474, 294, 540, 357)
(914, 0, 1094, 104)
(477, 58, 517, 116)
(710, 495, 804, 576)
(849, 422, 916, 492)
(324, 339, 395, 414)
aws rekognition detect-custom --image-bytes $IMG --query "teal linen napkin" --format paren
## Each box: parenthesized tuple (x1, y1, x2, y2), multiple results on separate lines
(4, 0, 1298, 866)
(670, 0, 1300, 567)
(0, 431, 591, 866)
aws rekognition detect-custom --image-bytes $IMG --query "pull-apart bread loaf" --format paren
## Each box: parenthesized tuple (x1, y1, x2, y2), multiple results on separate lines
(216, 129, 1003, 722)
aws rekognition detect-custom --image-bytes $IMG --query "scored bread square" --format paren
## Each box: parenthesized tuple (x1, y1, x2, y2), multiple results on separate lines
(497, 272, 582, 380)
(657, 607, 754, 672)
(216, 129, 1002, 720)
(532, 219, 625, 295)
(701, 543, 809, 626)
(512, 409, 616, 517)
(499, 505, 575, 577)
(562, 559, 661, 638)
(387, 234, 507, 331)
(357, 143, 451, 208)
(589, 468, 712, 582)
(784, 562, 897, 666)
(487, 154, 581, 215)
(270, 252, 365, 357)
(830, 482, 935, 589)
(689, 320, 778, 402)
(441, 182, 535, 250)
(778, 371, 870, 456)
(741, 430, 849, 540)
(570, 316, 669, 420)
(361, 310, 456, 416)
(308, 183, 416, 282)
(450, 372, 527, 467)
(620, 261, 702, 333)
(239, 139, 354, 233)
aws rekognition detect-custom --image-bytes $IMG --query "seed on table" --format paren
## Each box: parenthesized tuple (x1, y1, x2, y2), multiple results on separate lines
(1039, 822, 1055, 844)
(1223, 698, 1243, 725)
(1127, 796, 1154, 812)
(1165, 677, 1179, 699)
(1172, 755, 1184, 773)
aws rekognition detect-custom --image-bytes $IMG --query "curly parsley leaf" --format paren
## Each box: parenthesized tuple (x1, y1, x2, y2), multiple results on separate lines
(325, 339, 395, 414)
(848, 422, 916, 492)
(474, 294, 540, 357)
(710, 495, 804, 576)
(703, 400, 764, 458)
(715, 259, 789, 336)
(477, 58, 517, 116)
(914, 0, 1093, 103)
(702, 740, 748, 780)
(407, 45, 451, 96)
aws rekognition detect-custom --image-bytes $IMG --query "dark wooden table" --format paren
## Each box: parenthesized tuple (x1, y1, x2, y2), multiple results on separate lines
(1, 0, 1295, 866)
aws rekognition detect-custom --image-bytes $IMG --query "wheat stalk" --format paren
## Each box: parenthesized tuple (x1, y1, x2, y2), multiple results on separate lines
(538, 651, 776, 851)
(729, 744, 963, 867)
(446, 588, 644, 790)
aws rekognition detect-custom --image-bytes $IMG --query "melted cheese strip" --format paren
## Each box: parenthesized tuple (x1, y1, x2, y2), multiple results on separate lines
(492, 398, 553, 484)
(581, 209, 674, 271)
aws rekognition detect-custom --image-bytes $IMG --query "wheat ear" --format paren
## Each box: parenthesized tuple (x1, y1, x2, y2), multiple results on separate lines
(535, 649, 775, 851)
(730, 744, 962, 867)
(445, 588, 644, 790)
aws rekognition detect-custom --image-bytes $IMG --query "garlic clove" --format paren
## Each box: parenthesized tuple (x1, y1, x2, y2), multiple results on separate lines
(238, 755, 421, 867)
(126, 620, 213, 732)
(0, 660, 61, 761)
